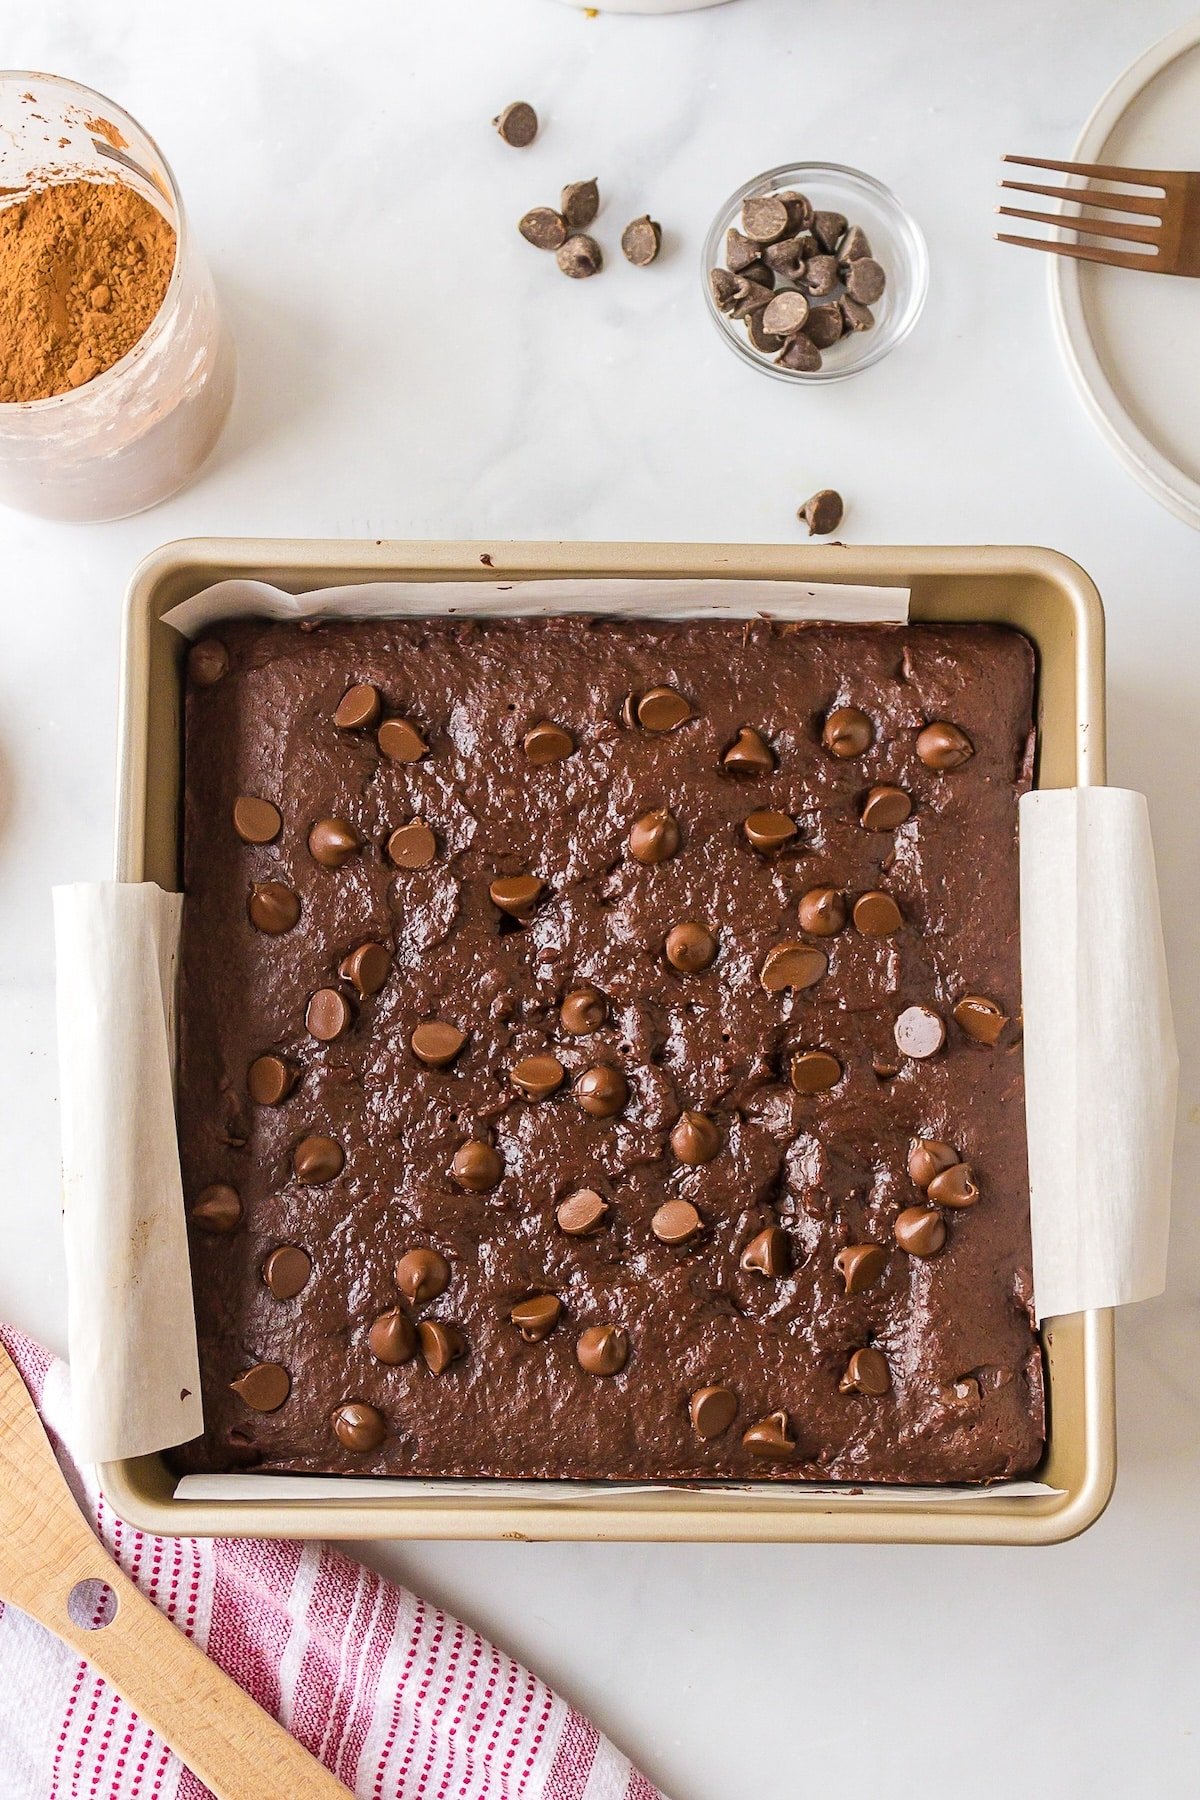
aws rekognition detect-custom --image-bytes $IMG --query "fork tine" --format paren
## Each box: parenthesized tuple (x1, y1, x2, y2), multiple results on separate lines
(1003, 153, 1168, 191)
(996, 204, 1160, 247)
(998, 179, 1165, 217)
(995, 230, 1159, 272)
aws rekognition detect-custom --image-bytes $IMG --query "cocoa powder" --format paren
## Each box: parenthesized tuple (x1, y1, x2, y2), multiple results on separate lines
(0, 177, 176, 403)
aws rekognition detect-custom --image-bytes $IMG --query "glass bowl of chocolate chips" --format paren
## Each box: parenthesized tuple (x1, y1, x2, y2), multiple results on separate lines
(703, 162, 928, 382)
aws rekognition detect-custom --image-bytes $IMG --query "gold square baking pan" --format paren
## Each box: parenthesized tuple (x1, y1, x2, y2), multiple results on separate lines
(102, 538, 1114, 1544)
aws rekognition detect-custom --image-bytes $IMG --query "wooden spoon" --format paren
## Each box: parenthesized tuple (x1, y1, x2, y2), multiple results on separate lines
(0, 1344, 349, 1798)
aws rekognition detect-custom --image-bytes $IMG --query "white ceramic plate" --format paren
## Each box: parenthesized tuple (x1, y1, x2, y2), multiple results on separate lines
(1052, 18, 1200, 528)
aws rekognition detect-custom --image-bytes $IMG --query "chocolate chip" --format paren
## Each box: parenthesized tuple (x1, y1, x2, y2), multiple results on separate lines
(308, 817, 360, 867)
(652, 1199, 702, 1246)
(576, 1324, 628, 1376)
(520, 207, 567, 250)
(799, 489, 844, 536)
(895, 1206, 947, 1256)
(840, 1346, 890, 1395)
(841, 296, 875, 333)
(835, 1243, 887, 1294)
(670, 1110, 720, 1164)
(248, 882, 300, 934)
(731, 276, 775, 319)
(844, 257, 886, 304)
(709, 267, 738, 311)
(334, 683, 381, 730)
(387, 819, 437, 868)
(416, 1321, 466, 1376)
(339, 942, 391, 996)
(230, 1362, 290, 1413)
(395, 1247, 450, 1304)
(838, 224, 872, 265)
(917, 721, 974, 769)
(411, 1020, 467, 1068)
(306, 988, 352, 1042)
(822, 706, 873, 758)
(741, 1411, 795, 1457)
(760, 942, 827, 993)
(775, 333, 821, 372)
(574, 1065, 628, 1117)
(187, 639, 228, 685)
(628, 809, 681, 863)
(853, 891, 902, 936)
(763, 235, 808, 279)
(293, 1134, 344, 1183)
(232, 796, 281, 845)
(511, 1054, 566, 1100)
(908, 1138, 960, 1188)
(927, 1162, 980, 1209)
(761, 290, 810, 337)
(247, 1053, 297, 1106)
(745, 311, 784, 354)
(665, 922, 718, 974)
(490, 874, 545, 918)
(777, 189, 814, 231)
(805, 302, 844, 349)
(744, 808, 798, 852)
(561, 986, 607, 1035)
(622, 215, 662, 266)
(493, 100, 538, 147)
(524, 720, 574, 764)
(798, 887, 847, 936)
(894, 1005, 945, 1060)
(377, 718, 429, 762)
(725, 227, 762, 272)
(369, 1308, 417, 1365)
(812, 209, 848, 254)
(803, 253, 839, 297)
(741, 195, 792, 243)
(511, 1294, 562, 1342)
(556, 1187, 610, 1236)
(191, 1183, 242, 1233)
(953, 994, 1008, 1045)
(619, 692, 640, 729)
(557, 234, 603, 278)
(451, 1139, 503, 1191)
(637, 684, 692, 731)
(721, 727, 775, 776)
(262, 1244, 312, 1300)
(562, 179, 600, 230)
(690, 1385, 738, 1439)
(740, 1225, 790, 1277)
(331, 1400, 386, 1451)
(860, 785, 912, 830)
(790, 1049, 842, 1093)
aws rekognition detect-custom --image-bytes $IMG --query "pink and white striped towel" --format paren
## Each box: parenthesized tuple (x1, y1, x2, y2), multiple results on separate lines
(0, 1329, 664, 1800)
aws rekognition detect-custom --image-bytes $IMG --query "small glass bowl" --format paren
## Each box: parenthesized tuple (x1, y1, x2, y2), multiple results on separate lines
(702, 161, 928, 383)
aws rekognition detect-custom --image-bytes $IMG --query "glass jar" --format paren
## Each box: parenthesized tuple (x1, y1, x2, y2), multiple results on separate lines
(0, 73, 235, 521)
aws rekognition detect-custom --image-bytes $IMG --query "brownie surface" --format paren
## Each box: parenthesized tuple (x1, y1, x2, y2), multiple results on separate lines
(176, 614, 1044, 1483)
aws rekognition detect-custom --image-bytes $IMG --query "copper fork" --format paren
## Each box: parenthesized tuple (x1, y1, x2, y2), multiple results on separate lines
(996, 154, 1200, 275)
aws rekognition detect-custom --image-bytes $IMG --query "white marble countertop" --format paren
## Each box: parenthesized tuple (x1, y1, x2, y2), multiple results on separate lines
(4, 2, 1200, 1795)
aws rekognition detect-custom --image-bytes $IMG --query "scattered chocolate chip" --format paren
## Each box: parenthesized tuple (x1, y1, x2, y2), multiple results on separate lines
(803, 253, 839, 296)
(524, 720, 574, 764)
(520, 206, 567, 250)
(511, 1054, 566, 1100)
(387, 819, 437, 868)
(894, 1005, 945, 1060)
(561, 987, 607, 1035)
(247, 1053, 297, 1106)
(895, 1206, 947, 1256)
(927, 1163, 980, 1209)
(690, 1385, 738, 1439)
(670, 1110, 720, 1165)
(775, 333, 821, 372)
(742, 194, 792, 243)
(511, 1294, 562, 1341)
(791, 1050, 842, 1094)
(556, 1188, 610, 1236)
(262, 1244, 312, 1300)
(722, 727, 775, 776)
(334, 682, 382, 730)
(731, 276, 775, 319)
(562, 179, 600, 230)
(411, 1020, 467, 1068)
(628, 809, 681, 863)
(652, 1199, 702, 1246)
(248, 882, 300, 934)
(232, 796, 281, 845)
(844, 257, 886, 304)
(187, 639, 228, 685)
(840, 296, 875, 333)
(917, 721, 975, 770)
(835, 1243, 887, 1294)
(339, 942, 391, 997)
(838, 224, 872, 265)
(799, 489, 844, 536)
(452, 1139, 503, 1191)
(557, 233, 603, 278)
(395, 1247, 450, 1304)
(798, 886, 847, 936)
(308, 817, 360, 867)
(331, 1400, 386, 1451)
(908, 1138, 960, 1188)
(762, 289, 810, 337)
(666, 921, 718, 973)
(853, 891, 902, 936)
(805, 302, 844, 349)
(576, 1324, 628, 1376)
(293, 1135, 344, 1183)
(954, 995, 1008, 1045)
(860, 785, 912, 830)
(377, 718, 429, 762)
(740, 1225, 790, 1277)
(191, 1183, 242, 1234)
(822, 705, 873, 758)
(493, 100, 538, 147)
(741, 1411, 795, 1457)
(622, 215, 662, 266)
(490, 874, 545, 918)
(231, 1362, 290, 1413)
(709, 267, 738, 311)
(574, 1065, 628, 1117)
(637, 684, 692, 731)
(369, 1309, 417, 1365)
(840, 1346, 890, 1395)
(760, 941, 827, 993)
(307, 987, 352, 1042)
(744, 808, 798, 852)
(763, 235, 808, 279)
(812, 209, 848, 254)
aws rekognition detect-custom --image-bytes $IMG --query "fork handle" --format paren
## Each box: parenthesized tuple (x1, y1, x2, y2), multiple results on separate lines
(31, 1536, 351, 1799)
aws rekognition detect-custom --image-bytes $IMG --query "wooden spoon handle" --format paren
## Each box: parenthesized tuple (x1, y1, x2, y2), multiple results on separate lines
(35, 1537, 350, 1799)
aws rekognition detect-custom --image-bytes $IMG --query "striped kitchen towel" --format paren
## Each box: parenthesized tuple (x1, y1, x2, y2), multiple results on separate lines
(0, 1329, 663, 1800)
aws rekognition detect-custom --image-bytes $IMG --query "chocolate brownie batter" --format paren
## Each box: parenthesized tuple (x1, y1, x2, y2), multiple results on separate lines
(175, 615, 1044, 1483)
